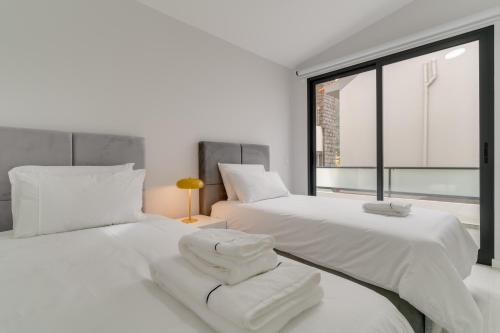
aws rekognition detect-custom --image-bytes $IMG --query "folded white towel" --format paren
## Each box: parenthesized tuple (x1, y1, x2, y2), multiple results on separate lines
(151, 256, 323, 333)
(362, 201, 412, 217)
(180, 229, 275, 259)
(179, 229, 278, 284)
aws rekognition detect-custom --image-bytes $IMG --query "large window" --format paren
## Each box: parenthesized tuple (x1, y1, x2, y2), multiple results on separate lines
(307, 27, 494, 265)
(382, 41, 480, 225)
(315, 69, 377, 197)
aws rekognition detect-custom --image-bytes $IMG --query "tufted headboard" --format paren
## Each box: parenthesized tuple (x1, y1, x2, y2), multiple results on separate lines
(0, 126, 145, 232)
(198, 141, 270, 215)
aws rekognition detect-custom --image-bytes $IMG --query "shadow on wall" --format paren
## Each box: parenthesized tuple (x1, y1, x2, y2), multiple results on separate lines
(144, 185, 196, 219)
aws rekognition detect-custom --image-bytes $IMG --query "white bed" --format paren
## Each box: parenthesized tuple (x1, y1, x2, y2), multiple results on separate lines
(211, 195, 482, 333)
(0, 215, 413, 333)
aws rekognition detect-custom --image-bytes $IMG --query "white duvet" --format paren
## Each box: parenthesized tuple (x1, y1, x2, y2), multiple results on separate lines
(211, 195, 482, 333)
(0, 215, 413, 333)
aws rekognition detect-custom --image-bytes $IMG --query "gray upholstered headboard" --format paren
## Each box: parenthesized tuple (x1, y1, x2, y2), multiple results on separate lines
(198, 141, 270, 215)
(0, 126, 145, 232)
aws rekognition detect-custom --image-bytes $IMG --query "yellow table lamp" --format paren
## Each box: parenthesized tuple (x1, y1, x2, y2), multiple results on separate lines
(176, 177, 204, 223)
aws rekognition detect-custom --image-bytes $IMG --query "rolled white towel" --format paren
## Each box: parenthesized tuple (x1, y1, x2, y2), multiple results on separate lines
(179, 229, 278, 284)
(362, 201, 412, 217)
(151, 256, 323, 333)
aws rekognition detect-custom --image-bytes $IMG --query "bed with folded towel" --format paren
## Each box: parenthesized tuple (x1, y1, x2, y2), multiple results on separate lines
(211, 195, 481, 333)
(153, 228, 323, 333)
(178, 229, 278, 284)
(151, 257, 323, 333)
(0, 215, 414, 333)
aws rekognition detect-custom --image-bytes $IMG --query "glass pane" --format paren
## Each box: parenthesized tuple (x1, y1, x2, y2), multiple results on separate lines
(315, 70, 377, 200)
(383, 41, 480, 235)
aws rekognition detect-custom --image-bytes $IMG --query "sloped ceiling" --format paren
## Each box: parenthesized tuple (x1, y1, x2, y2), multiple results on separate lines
(136, 0, 413, 68)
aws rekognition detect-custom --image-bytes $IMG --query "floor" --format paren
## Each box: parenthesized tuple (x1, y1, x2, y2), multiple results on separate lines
(465, 264, 500, 333)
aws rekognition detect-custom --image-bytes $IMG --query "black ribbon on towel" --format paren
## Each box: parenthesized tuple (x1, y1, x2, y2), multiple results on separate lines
(206, 284, 222, 304)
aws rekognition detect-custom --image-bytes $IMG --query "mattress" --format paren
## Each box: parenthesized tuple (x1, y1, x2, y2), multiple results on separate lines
(211, 195, 482, 333)
(0, 215, 413, 333)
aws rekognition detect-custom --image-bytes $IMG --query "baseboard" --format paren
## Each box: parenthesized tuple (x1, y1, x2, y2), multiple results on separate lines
(492, 259, 500, 270)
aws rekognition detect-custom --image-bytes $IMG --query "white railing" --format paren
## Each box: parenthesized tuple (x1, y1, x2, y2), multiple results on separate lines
(317, 167, 479, 201)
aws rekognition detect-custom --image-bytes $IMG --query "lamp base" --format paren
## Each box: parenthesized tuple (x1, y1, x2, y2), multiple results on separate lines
(182, 217, 198, 224)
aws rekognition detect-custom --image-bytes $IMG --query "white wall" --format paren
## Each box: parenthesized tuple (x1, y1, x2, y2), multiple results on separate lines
(339, 70, 377, 166)
(291, 8, 500, 260)
(384, 41, 479, 167)
(290, 78, 309, 194)
(0, 0, 293, 218)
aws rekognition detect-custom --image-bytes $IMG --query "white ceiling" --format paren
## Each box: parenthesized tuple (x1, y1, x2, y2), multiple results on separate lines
(137, 0, 413, 68)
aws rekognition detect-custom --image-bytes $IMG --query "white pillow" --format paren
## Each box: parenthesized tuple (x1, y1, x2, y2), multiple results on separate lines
(9, 163, 134, 176)
(228, 171, 289, 203)
(8, 163, 135, 229)
(11, 169, 145, 238)
(218, 163, 266, 200)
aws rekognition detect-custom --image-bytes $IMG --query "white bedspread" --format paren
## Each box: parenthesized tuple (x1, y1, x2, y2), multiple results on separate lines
(211, 195, 482, 333)
(0, 215, 413, 333)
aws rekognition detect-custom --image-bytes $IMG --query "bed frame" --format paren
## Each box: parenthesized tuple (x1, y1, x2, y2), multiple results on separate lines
(198, 140, 425, 333)
(0, 126, 145, 232)
(198, 141, 270, 215)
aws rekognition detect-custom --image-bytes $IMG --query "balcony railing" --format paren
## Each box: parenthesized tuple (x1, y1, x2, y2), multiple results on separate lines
(316, 167, 479, 204)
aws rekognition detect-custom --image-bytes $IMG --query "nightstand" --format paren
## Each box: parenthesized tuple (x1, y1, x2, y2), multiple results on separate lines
(177, 215, 227, 229)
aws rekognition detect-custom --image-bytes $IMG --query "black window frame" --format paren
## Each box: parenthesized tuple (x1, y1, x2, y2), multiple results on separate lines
(307, 26, 495, 265)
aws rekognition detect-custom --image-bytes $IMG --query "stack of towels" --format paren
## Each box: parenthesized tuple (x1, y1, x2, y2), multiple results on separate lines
(362, 201, 412, 217)
(150, 229, 323, 333)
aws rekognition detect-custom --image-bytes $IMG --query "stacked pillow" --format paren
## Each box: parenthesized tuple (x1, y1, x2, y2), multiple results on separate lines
(218, 163, 289, 203)
(8, 164, 145, 238)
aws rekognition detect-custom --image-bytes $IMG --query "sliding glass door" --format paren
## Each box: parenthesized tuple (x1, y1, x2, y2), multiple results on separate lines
(383, 41, 480, 226)
(307, 27, 494, 265)
(314, 69, 377, 199)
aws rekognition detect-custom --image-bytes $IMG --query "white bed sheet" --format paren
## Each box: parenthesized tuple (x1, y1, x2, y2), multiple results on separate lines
(0, 215, 413, 333)
(211, 195, 482, 333)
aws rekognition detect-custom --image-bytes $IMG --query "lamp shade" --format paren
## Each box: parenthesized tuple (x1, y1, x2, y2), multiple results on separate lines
(176, 177, 204, 190)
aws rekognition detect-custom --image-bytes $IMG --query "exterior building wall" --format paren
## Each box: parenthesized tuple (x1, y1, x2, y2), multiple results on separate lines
(316, 90, 339, 167)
